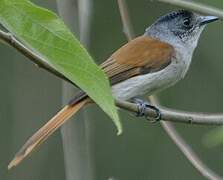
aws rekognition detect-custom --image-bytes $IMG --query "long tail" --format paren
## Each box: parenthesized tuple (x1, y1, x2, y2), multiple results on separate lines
(8, 97, 90, 169)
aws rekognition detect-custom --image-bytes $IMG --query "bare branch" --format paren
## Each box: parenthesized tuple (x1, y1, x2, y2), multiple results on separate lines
(116, 99, 223, 126)
(78, 0, 92, 46)
(56, 0, 94, 180)
(117, 0, 223, 179)
(0, 0, 222, 178)
(1, 4, 222, 126)
(0, 29, 74, 85)
(161, 121, 222, 180)
(158, 0, 223, 19)
(117, 0, 134, 41)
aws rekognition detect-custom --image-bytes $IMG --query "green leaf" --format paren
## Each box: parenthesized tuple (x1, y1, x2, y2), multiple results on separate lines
(0, 0, 122, 134)
(203, 127, 223, 147)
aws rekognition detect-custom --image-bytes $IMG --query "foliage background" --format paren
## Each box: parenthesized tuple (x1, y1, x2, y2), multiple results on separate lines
(0, 0, 223, 179)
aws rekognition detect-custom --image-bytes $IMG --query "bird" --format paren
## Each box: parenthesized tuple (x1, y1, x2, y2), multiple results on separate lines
(8, 10, 219, 169)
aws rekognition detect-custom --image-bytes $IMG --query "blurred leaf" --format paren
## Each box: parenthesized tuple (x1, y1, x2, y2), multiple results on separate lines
(0, 0, 122, 134)
(203, 127, 223, 147)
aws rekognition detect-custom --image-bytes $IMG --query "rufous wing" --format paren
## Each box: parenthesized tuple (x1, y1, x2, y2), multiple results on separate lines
(101, 36, 175, 85)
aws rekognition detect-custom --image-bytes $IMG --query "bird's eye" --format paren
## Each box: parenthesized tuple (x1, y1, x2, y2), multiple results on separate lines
(183, 18, 191, 27)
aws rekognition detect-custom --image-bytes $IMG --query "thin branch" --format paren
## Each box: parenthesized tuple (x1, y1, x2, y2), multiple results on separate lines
(77, 0, 96, 178)
(116, 99, 223, 126)
(151, 96, 222, 180)
(0, 29, 74, 85)
(117, 0, 223, 180)
(78, 0, 92, 46)
(155, 1, 223, 179)
(56, 0, 95, 179)
(117, 0, 134, 41)
(158, 0, 223, 19)
(0, 0, 221, 125)
(161, 121, 222, 180)
(0, 1, 222, 178)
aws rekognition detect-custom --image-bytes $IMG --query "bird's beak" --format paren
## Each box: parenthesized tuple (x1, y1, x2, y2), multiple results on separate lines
(200, 16, 219, 26)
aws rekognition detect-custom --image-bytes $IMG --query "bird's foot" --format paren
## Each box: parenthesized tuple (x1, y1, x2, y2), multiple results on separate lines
(130, 98, 161, 123)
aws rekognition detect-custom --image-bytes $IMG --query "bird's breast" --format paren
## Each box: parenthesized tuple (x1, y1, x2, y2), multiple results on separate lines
(112, 50, 192, 100)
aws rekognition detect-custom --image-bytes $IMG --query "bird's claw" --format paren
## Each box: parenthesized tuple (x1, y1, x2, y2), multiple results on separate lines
(131, 98, 162, 123)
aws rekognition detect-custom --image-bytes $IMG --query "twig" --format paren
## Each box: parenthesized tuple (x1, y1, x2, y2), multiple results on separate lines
(117, 0, 134, 41)
(161, 121, 222, 180)
(0, 3, 222, 121)
(77, 0, 95, 178)
(117, 0, 223, 179)
(0, 1, 222, 126)
(0, 1, 222, 178)
(116, 99, 223, 126)
(78, 0, 92, 47)
(56, 0, 94, 180)
(158, 0, 223, 19)
(151, 96, 222, 180)
(0, 29, 73, 85)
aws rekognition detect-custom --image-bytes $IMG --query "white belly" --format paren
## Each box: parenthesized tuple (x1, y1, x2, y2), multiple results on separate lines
(112, 55, 191, 100)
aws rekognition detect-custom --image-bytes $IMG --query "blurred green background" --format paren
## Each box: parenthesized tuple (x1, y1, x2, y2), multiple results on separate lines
(0, 0, 223, 179)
